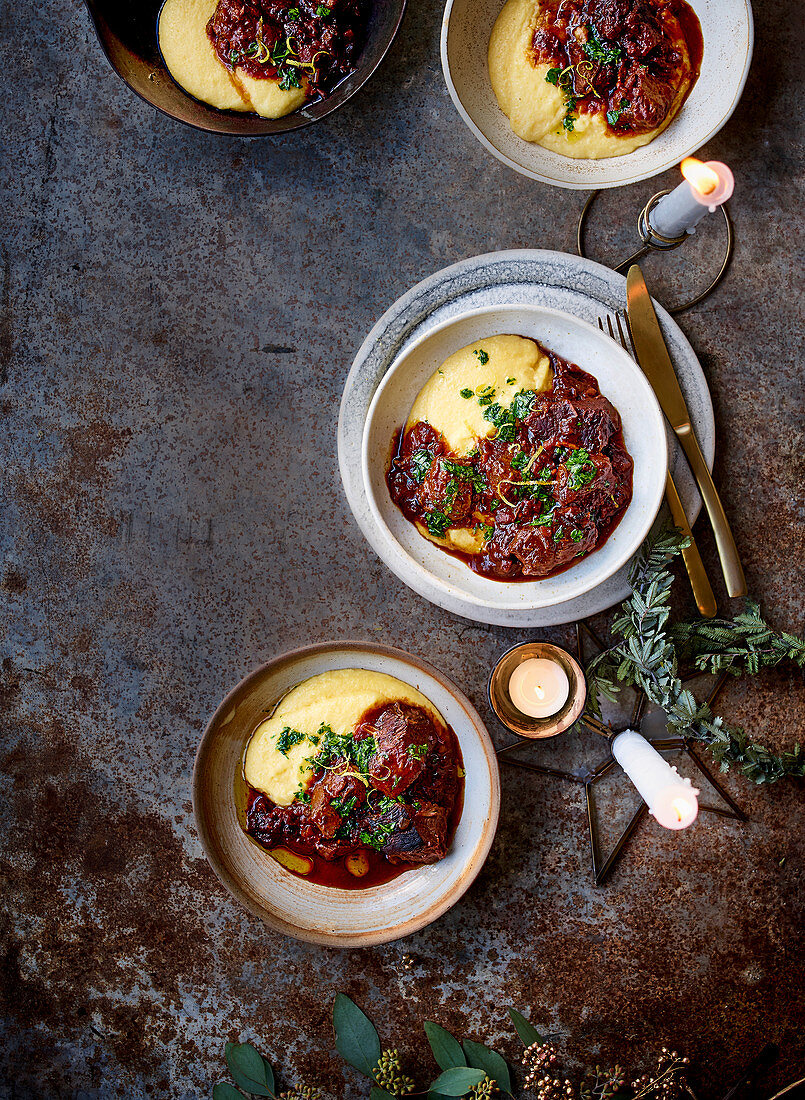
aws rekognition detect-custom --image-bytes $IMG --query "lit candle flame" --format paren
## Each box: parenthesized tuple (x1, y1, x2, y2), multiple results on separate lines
(672, 796, 694, 822)
(681, 157, 720, 196)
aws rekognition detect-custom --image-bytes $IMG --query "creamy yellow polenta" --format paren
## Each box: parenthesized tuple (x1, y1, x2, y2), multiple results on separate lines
(244, 669, 441, 806)
(405, 334, 552, 556)
(158, 0, 307, 118)
(488, 0, 692, 158)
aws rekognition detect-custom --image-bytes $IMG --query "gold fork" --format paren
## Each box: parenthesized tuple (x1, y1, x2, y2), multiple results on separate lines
(599, 312, 717, 618)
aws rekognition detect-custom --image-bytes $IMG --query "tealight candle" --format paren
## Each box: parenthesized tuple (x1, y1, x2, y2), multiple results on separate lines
(611, 729, 699, 830)
(508, 658, 570, 719)
(648, 157, 735, 240)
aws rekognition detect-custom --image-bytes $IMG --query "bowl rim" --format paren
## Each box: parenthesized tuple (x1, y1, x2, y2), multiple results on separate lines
(84, 0, 408, 136)
(439, 0, 755, 189)
(192, 639, 501, 946)
(361, 302, 668, 610)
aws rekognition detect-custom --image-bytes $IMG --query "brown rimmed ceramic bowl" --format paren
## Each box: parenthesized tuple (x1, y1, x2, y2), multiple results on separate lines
(84, 0, 407, 135)
(193, 641, 500, 946)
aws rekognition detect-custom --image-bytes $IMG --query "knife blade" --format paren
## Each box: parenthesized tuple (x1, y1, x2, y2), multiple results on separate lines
(626, 265, 747, 598)
(664, 471, 717, 617)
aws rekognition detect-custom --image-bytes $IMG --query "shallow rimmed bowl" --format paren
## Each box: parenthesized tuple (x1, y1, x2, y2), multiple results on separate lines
(84, 0, 407, 135)
(193, 641, 500, 946)
(440, 0, 753, 189)
(362, 304, 667, 614)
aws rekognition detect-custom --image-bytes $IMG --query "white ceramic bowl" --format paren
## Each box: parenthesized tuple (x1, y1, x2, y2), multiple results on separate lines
(362, 304, 667, 614)
(440, 0, 753, 189)
(193, 641, 500, 946)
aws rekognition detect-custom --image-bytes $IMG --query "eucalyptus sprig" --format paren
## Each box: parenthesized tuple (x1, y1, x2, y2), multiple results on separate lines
(334, 993, 509, 1097)
(584, 528, 805, 784)
(212, 1040, 322, 1100)
(213, 1000, 699, 1100)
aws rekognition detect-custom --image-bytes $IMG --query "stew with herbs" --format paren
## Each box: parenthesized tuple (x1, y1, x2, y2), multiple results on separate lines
(207, 0, 369, 97)
(387, 344, 634, 581)
(532, 0, 703, 136)
(245, 701, 463, 889)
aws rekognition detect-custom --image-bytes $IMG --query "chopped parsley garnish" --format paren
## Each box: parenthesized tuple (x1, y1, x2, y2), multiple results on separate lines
(460, 387, 474, 399)
(545, 66, 579, 130)
(553, 527, 564, 542)
(295, 787, 311, 804)
(315, 724, 376, 774)
(570, 528, 584, 542)
(606, 99, 629, 126)
(359, 821, 398, 851)
(315, 3, 331, 15)
(331, 795, 357, 818)
(477, 394, 494, 407)
(510, 390, 537, 420)
(287, 6, 300, 18)
(410, 448, 434, 483)
(407, 743, 429, 760)
(476, 523, 495, 541)
(442, 458, 487, 493)
(511, 449, 529, 470)
(482, 402, 518, 442)
(278, 67, 302, 90)
(276, 726, 306, 756)
(474, 349, 490, 365)
(506, 377, 516, 385)
(565, 447, 596, 490)
(583, 24, 624, 66)
(425, 510, 450, 537)
(529, 514, 554, 527)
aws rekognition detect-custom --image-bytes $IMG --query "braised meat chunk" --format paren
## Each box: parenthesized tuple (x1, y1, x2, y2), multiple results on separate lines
(358, 701, 439, 797)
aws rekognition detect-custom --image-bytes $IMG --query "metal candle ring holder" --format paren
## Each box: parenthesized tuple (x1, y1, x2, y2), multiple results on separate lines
(577, 188, 734, 314)
(489, 624, 747, 886)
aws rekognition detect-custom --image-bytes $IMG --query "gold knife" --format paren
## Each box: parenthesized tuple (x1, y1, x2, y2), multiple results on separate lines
(626, 265, 747, 598)
(664, 471, 717, 617)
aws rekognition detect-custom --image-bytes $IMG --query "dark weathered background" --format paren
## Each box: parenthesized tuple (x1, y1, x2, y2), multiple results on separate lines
(1, 0, 803, 1096)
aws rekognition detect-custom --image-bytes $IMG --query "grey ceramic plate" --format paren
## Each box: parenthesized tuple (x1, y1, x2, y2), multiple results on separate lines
(337, 249, 715, 627)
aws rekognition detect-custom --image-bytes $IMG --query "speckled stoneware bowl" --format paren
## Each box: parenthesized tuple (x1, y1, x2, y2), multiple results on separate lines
(84, 0, 406, 135)
(362, 304, 667, 615)
(193, 641, 500, 946)
(440, 0, 753, 189)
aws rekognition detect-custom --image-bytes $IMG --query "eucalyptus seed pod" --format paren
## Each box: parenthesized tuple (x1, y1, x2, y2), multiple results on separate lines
(373, 1049, 415, 1097)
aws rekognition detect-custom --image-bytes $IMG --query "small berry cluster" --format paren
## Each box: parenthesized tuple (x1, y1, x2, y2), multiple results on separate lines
(469, 1075, 499, 1098)
(374, 1049, 415, 1096)
(522, 1041, 572, 1098)
(279, 1089, 321, 1100)
(580, 1064, 627, 1100)
(631, 1048, 691, 1100)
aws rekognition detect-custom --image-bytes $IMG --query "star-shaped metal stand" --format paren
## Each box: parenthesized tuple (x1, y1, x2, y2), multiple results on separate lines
(496, 622, 748, 886)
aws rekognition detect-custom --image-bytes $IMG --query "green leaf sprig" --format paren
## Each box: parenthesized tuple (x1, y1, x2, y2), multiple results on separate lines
(584, 527, 805, 783)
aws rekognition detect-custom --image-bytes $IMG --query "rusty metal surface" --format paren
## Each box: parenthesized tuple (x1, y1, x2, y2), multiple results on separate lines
(1, 0, 804, 1096)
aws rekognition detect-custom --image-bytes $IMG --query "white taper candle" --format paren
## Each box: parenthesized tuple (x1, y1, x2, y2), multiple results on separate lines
(648, 159, 734, 240)
(611, 729, 699, 830)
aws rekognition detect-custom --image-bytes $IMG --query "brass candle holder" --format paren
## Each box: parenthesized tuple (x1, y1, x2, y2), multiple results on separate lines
(488, 641, 586, 739)
(576, 188, 734, 314)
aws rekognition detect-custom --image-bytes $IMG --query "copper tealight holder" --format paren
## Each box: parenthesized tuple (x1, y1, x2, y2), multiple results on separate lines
(488, 641, 587, 739)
